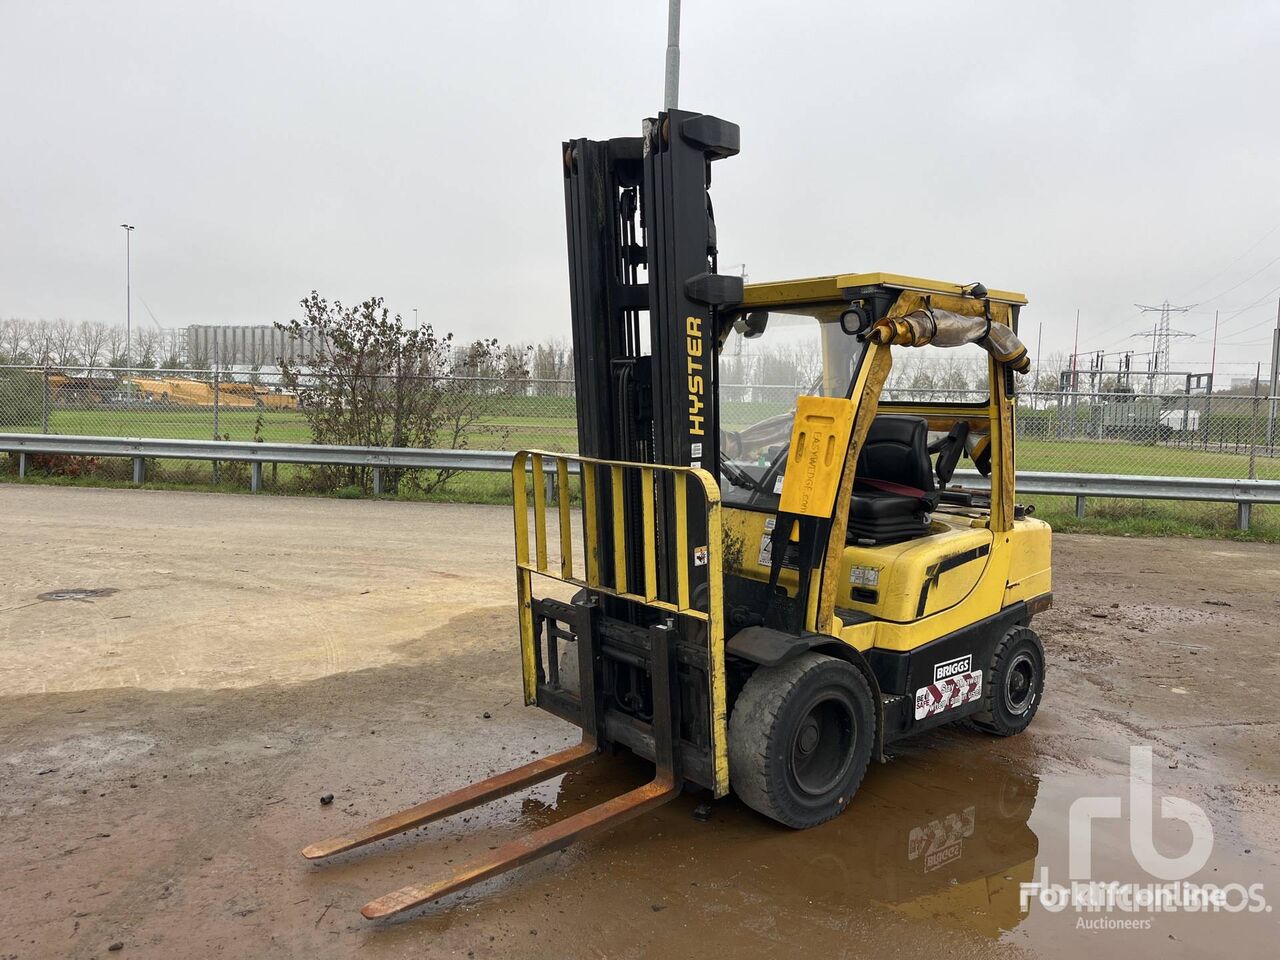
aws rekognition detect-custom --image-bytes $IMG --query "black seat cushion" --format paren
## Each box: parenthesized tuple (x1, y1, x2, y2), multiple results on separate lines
(848, 415, 937, 545)
(849, 488, 927, 522)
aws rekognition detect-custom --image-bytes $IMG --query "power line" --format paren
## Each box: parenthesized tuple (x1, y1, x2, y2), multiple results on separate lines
(1217, 283, 1280, 324)
(1185, 281, 1280, 337)
(1081, 221, 1280, 351)
(1090, 308, 1153, 352)
(1177, 221, 1280, 301)
(1184, 252, 1280, 308)
(1216, 301, 1280, 344)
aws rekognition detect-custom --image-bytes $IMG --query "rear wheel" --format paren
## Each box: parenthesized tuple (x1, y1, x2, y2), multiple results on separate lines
(971, 626, 1045, 736)
(729, 652, 875, 829)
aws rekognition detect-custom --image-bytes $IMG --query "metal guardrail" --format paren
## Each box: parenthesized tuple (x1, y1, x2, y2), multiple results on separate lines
(951, 469, 1276, 530)
(0, 433, 567, 495)
(2, 433, 1278, 530)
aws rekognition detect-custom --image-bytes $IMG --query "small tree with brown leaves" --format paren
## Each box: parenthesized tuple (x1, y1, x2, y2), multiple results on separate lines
(277, 292, 522, 494)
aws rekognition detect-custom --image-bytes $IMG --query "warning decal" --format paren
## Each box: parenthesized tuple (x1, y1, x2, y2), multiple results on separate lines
(757, 517, 799, 570)
(914, 670, 983, 720)
(849, 564, 880, 588)
(907, 805, 976, 873)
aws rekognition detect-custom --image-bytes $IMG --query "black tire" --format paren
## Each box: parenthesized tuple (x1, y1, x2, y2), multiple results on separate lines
(971, 626, 1045, 737)
(728, 652, 875, 829)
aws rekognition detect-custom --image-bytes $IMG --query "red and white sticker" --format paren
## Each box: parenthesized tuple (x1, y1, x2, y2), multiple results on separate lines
(914, 670, 983, 720)
(907, 805, 976, 869)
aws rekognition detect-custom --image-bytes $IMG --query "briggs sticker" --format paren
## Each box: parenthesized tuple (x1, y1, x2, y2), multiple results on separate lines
(933, 654, 972, 683)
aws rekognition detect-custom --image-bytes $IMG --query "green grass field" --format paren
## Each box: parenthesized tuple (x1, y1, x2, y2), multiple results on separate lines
(14, 404, 1277, 480)
(29, 407, 317, 443)
(5, 401, 1278, 540)
(1016, 438, 1280, 480)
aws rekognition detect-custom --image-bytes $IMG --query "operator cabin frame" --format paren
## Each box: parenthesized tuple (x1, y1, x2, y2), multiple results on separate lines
(724, 271, 1044, 649)
(513, 268, 1051, 797)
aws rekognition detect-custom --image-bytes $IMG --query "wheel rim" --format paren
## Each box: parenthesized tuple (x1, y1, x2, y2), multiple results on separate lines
(788, 693, 856, 797)
(1004, 651, 1037, 715)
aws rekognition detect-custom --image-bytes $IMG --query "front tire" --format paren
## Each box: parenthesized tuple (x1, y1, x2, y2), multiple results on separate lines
(971, 626, 1045, 736)
(729, 652, 875, 829)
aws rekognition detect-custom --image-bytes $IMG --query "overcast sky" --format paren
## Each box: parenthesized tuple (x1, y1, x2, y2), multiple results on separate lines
(2, 1, 1278, 379)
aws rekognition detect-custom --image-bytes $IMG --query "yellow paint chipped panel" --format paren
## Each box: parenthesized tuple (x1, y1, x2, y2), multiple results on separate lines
(840, 522, 995, 625)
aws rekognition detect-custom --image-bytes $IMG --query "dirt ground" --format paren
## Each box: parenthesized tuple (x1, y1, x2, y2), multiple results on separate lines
(1, 485, 1277, 960)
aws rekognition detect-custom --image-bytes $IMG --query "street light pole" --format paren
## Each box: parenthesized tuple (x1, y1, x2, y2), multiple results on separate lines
(120, 224, 135, 367)
(664, 0, 681, 109)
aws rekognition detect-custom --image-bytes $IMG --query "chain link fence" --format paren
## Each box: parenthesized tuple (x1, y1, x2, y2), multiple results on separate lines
(0, 365, 575, 499)
(1013, 390, 1279, 481)
(3, 365, 1278, 502)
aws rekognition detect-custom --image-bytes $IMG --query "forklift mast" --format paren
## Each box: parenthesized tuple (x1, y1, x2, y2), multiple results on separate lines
(563, 110, 742, 591)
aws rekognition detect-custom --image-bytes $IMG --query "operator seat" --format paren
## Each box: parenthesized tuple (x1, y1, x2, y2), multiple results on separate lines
(847, 414, 939, 545)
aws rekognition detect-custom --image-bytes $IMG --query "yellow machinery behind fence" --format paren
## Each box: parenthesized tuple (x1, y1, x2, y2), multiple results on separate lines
(125, 376, 297, 409)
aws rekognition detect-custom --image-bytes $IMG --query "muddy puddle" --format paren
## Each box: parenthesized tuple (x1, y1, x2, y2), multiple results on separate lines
(339, 728, 1274, 958)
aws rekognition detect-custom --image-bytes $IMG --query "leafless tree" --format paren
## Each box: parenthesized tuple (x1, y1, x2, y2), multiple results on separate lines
(0, 318, 29, 362)
(529, 338, 573, 393)
(45, 319, 79, 365)
(131, 328, 161, 368)
(27, 319, 54, 364)
(105, 325, 128, 367)
(494, 344, 532, 394)
(753, 342, 823, 390)
(153, 329, 184, 369)
(720, 351, 748, 402)
(187, 340, 211, 370)
(75, 321, 111, 368)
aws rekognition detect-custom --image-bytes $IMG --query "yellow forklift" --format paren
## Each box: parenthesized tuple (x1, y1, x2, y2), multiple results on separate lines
(304, 109, 1051, 918)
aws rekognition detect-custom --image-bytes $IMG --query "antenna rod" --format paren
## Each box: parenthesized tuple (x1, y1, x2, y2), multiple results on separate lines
(664, 0, 681, 109)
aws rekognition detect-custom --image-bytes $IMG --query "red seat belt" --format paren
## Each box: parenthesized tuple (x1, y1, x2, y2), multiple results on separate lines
(856, 476, 930, 499)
